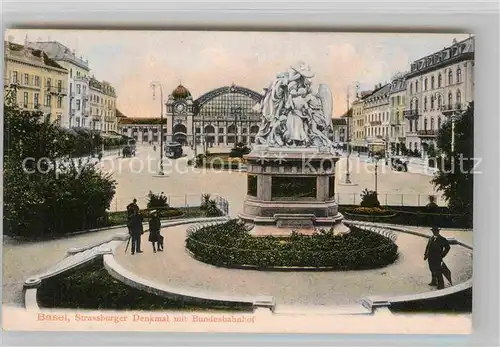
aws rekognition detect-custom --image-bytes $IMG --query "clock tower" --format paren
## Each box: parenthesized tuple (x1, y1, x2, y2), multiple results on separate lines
(166, 84, 194, 145)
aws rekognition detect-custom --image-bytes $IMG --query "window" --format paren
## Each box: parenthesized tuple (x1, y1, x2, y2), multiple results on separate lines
(34, 93, 39, 106)
(409, 120, 413, 132)
(397, 95, 401, 105)
(410, 83, 413, 94)
(424, 118, 428, 130)
(195, 127, 201, 134)
(437, 94, 442, 108)
(438, 117, 442, 129)
(430, 118, 435, 130)
(456, 89, 462, 105)
(76, 100, 81, 110)
(57, 80, 62, 92)
(456, 68, 462, 83)
(24, 73, 29, 85)
(57, 96, 62, 108)
(431, 76, 435, 89)
(430, 95, 434, 110)
(438, 73, 442, 87)
(424, 96, 427, 111)
(47, 78, 52, 87)
(448, 70, 453, 84)
(45, 95, 51, 106)
(83, 86, 86, 94)
(12, 71, 18, 83)
(410, 99, 413, 110)
(448, 92, 453, 106)
(23, 92, 28, 107)
(77, 84, 81, 94)
(34, 76, 40, 86)
(424, 78, 428, 90)
(415, 81, 419, 92)
(77, 71, 80, 77)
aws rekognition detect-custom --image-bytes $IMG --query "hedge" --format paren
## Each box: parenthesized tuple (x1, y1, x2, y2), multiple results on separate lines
(338, 205, 472, 229)
(186, 219, 398, 269)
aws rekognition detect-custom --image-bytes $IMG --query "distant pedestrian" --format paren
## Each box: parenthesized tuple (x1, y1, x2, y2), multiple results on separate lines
(148, 210, 163, 252)
(128, 209, 144, 255)
(424, 226, 451, 289)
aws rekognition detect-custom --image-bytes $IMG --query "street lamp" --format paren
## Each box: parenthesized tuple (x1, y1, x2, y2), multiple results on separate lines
(150, 81, 164, 176)
(373, 153, 382, 194)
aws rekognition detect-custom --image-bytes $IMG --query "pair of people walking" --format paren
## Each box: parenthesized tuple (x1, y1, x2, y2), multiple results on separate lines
(126, 199, 164, 255)
(424, 226, 451, 290)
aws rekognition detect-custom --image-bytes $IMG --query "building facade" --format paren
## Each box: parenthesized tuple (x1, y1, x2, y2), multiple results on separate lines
(404, 36, 475, 157)
(88, 77, 107, 131)
(331, 118, 347, 143)
(28, 41, 91, 128)
(351, 94, 368, 151)
(363, 83, 391, 152)
(4, 40, 68, 124)
(101, 81, 117, 133)
(388, 73, 407, 155)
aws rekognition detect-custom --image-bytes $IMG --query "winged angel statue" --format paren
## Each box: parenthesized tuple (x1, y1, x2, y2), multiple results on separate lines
(255, 61, 334, 149)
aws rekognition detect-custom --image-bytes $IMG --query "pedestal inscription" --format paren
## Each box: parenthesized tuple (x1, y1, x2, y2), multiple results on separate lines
(276, 218, 314, 229)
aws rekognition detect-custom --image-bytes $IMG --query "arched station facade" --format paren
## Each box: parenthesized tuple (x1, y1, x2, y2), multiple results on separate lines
(165, 83, 263, 147)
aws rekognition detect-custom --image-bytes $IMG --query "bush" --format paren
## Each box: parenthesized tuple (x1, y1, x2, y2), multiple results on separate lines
(229, 143, 251, 158)
(186, 220, 398, 269)
(3, 101, 116, 238)
(360, 189, 380, 208)
(146, 191, 169, 209)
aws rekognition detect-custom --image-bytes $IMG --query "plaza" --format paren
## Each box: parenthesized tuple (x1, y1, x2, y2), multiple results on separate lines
(99, 144, 445, 213)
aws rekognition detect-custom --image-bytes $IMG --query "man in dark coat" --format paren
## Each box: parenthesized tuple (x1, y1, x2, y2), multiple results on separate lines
(126, 198, 139, 218)
(424, 226, 451, 289)
(128, 209, 143, 255)
(148, 210, 163, 252)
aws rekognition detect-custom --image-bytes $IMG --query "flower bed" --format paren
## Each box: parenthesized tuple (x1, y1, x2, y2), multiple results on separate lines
(186, 219, 399, 270)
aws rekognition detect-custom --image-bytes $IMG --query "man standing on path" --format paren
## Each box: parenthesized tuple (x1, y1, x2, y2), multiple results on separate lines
(127, 198, 140, 218)
(424, 226, 451, 289)
(128, 209, 144, 255)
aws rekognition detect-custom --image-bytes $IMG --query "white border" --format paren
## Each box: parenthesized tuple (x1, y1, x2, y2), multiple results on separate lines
(2, 1, 499, 346)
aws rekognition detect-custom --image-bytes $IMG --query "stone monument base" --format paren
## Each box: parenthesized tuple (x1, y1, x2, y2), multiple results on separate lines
(238, 146, 350, 236)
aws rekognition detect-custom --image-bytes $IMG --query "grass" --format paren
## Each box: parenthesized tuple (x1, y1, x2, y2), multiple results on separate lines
(37, 259, 253, 311)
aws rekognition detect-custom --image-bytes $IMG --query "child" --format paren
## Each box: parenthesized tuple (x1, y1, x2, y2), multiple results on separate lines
(148, 210, 163, 252)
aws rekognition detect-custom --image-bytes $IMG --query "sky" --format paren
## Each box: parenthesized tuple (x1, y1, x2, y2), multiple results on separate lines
(6, 30, 470, 118)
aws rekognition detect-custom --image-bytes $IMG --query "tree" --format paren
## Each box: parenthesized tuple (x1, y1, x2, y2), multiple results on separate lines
(3, 90, 116, 238)
(432, 102, 473, 219)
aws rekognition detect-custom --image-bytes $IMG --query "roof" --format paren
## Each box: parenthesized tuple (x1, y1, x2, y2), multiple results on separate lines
(331, 118, 347, 126)
(6, 41, 66, 70)
(115, 109, 127, 118)
(171, 84, 191, 99)
(364, 83, 391, 104)
(28, 41, 89, 70)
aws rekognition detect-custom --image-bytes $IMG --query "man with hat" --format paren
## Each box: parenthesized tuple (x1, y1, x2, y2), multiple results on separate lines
(424, 226, 451, 289)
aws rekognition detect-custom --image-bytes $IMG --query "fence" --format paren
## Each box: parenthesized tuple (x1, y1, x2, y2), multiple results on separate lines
(335, 192, 447, 207)
(110, 193, 230, 215)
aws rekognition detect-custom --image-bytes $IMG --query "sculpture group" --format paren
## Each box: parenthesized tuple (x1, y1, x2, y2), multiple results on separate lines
(255, 61, 334, 149)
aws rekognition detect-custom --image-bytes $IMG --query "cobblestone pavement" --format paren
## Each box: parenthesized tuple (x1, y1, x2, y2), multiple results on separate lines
(114, 224, 472, 307)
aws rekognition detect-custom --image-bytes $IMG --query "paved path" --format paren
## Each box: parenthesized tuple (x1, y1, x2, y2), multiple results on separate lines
(114, 224, 472, 308)
(2, 227, 128, 307)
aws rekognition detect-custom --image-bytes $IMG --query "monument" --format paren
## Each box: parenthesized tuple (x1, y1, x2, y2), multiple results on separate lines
(239, 61, 349, 235)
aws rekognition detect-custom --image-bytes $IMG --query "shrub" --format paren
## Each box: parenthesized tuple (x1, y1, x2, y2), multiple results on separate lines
(186, 220, 398, 269)
(360, 189, 380, 208)
(146, 191, 169, 209)
(3, 100, 116, 238)
(204, 200, 224, 217)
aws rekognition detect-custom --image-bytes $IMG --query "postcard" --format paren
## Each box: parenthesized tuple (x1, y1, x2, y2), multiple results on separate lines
(3, 29, 474, 334)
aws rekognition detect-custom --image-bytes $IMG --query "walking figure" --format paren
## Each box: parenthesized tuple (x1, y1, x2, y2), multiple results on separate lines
(148, 210, 163, 252)
(424, 226, 451, 289)
(128, 209, 144, 255)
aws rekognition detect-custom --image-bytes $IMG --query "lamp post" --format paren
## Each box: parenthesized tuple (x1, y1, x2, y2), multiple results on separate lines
(150, 81, 164, 176)
(374, 154, 381, 194)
